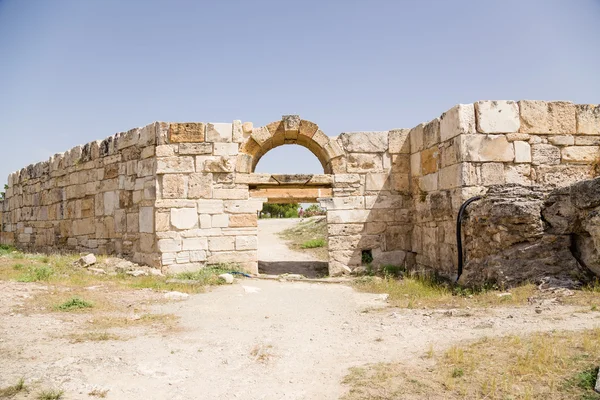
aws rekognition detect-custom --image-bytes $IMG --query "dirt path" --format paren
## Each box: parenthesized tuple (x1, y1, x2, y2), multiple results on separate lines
(1, 279, 599, 399)
(258, 218, 327, 277)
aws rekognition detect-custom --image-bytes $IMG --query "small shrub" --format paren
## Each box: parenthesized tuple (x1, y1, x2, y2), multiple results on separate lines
(301, 239, 325, 249)
(382, 264, 404, 278)
(565, 366, 599, 391)
(37, 389, 64, 400)
(56, 297, 93, 311)
(17, 265, 54, 282)
(361, 250, 373, 265)
(451, 368, 464, 378)
(88, 389, 108, 398)
(13, 263, 24, 270)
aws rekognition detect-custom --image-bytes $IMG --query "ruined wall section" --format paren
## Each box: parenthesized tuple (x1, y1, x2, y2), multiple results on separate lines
(0, 123, 161, 266)
(321, 129, 412, 275)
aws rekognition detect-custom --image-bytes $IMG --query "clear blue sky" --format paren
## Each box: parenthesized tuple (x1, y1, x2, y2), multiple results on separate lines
(1, 0, 599, 181)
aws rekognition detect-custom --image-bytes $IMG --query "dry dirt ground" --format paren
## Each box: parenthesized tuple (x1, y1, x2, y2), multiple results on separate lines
(1, 220, 599, 399)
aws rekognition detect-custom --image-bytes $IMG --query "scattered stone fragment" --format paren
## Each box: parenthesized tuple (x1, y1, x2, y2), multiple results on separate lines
(164, 291, 189, 300)
(149, 268, 164, 276)
(242, 285, 261, 294)
(78, 254, 97, 267)
(218, 273, 234, 284)
(87, 268, 106, 275)
(126, 270, 148, 277)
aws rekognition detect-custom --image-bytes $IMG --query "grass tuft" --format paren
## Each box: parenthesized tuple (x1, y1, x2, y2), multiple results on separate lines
(56, 297, 93, 311)
(301, 238, 325, 249)
(17, 265, 53, 282)
(37, 389, 64, 400)
(88, 389, 108, 398)
(0, 378, 26, 398)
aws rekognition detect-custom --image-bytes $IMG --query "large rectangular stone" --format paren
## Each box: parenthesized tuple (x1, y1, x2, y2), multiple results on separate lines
(576, 104, 600, 135)
(206, 123, 233, 142)
(213, 188, 248, 200)
(235, 235, 257, 250)
(339, 131, 388, 153)
(156, 156, 195, 174)
(388, 129, 410, 154)
(208, 236, 235, 251)
(561, 146, 599, 163)
(169, 123, 205, 143)
(320, 196, 364, 210)
(420, 146, 439, 175)
(440, 103, 476, 141)
(158, 238, 181, 252)
(461, 134, 514, 162)
(161, 174, 187, 199)
(182, 237, 208, 250)
(409, 123, 425, 153)
(197, 199, 224, 214)
(171, 208, 198, 229)
(179, 143, 213, 155)
(514, 141, 531, 163)
(229, 213, 258, 227)
(224, 200, 264, 214)
(475, 101, 520, 133)
(519, 100, 576, 134)
(188, 173, 212, 199)
(531, 144, 560, 165)
(365, 173, 391, 191)
(213, 143, 239, 156)
(327, 209, 370, 224)
(423, 119, 440, 148)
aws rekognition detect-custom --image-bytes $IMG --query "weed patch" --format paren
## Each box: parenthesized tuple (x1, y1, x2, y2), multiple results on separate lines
(37, 389, 64, 400)
(56, 297, 93, 311)
(301, 238, 325, 249)
(17, 265, 53, 282)
(0, 378, 26, 398)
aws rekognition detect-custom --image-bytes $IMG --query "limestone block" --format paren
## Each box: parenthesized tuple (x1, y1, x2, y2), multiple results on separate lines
(212, 214, 229, 228)
(176, 252, 191, 264)
(514, 141, 531, 163)
(462, 134, 514, 162)
(576, 104, 600, 134)
(232, 120, 245, 143)
(365, 173, 391, 191)
(329, 261, 351, 276)
(339, 131, 388, 153)
(531, 144, 560, 165)
(204, 157, 234, 173)
(103, 191, 118, 216)
(213, 188, 248, 200)
(364, 195, 403, 209)
(235, 154, 252, 173)
(250, 126, 271, 146)
(423, 118, 440, 148)
(235, 235, 258, 250)
(137, 159, 155, 177)
(439, 138, 461, 168)
(188, 173, 212, 199)
(161, 252, 176, 265)
(420, 147, 439, 175)
(575, 136, 600, 146)
(475, 101, 520, 133)
(189, 251, 207, 262)
(282, 115, 300, 135)
(242, 122, 253, 134)
(327, 224, 364, 236)
(519, 100, 576, 134)
(158, 238, 181, 252)
(161, 174, 187, 199)
(506, 133, 530, 142)
(410, 152, 421, 177)
(182, 237, 208, 251)
(535, 165, 592, 187)
(72, 218, 95, 236)
(384, 226, 411, 251)
(440, 103, 476, 141)
(126, 212, 139, 233)
(206, 123, 232, 143)
(561, 146, 599, 163)
(171, 208, 198, 230)
(548, 135, 574, 146)
(223, 200, 264, 214)
(156, 145, 177, 157)
(481, 163, 505, 185)
(179, 143, 212, 155)
(169, 123, 205, 143)
(324, 140, 344, 160)
(419, 172, 438, 192)
(197, 214, 211, 228)
(208, 236, 235, 251)
(299, 120, 318, 139)
(334, 174, 360, 184)
(207, 250, 257, 265)
(197, 199, 224, 214)
(505, 164, 532, 185)
(214, 143, 239, 156)
(438, 163, 479, 190)
(157, 156, 195, 174)
(347, 153, 383, 173)
(155, 211, 169, 232)
(229, 213, 257, 227)
(391, 173, 410, 192)
(320, 196, 364, 210)
(327, 209, 370, 224)
(312, 129, 330, 148)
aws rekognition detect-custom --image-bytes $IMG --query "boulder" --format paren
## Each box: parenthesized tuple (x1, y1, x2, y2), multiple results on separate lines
(78, 254, 97, 267)
(218, 273, 234, 284)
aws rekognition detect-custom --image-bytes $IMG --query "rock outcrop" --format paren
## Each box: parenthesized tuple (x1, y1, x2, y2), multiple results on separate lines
(460, 178, 600, 287)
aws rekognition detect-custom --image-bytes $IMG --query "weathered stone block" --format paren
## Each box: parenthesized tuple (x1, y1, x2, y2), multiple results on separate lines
(365, 173, 391, 191)
(535, 165, 592, 187)
(208, 236, 235, 251)
(519, 100, 576, 134)
(347, 153, 383, 173)
(514, 141, 531, 163)
(475, 101, 520, 133)
(339, 131, 388, 153)
(203, 157, 234, 173)
(178, 143, 212, 155)
(169, 123, 205, 143)
(505, 164, 532, 185)
(188, 173, 212, 199)
(420, 147, 439, 175)
(229, 213, 257, 227)
(462, 134, 514, 162)
(481, 162, 505, 185)
(158, 238, 181, 252)
(423, 118, 440, 149)
(170, 208, 198, 230)
(327, 210, 370, 224)
(161, 174, 187, 199)
(419, 172, 438, 192)
(213, 188, 248, 200)
(214, 143, 239, 156)
(299, 120, 318, 139)
(206, 123, 232, 143)
(531, 144, 560, 165)
(211, 214, 229, 228)
(157, 156, 195, 174)
(235, 235, 257, 250)
(547, 135, 574, 146)
(197, 199, 224, 214)
(182, 237, 208, 251)
(561, 146, 599, 163)
(250, 126, 271, 146)
(224, 200, 264, 214)
(320, 196, 364, 210)
(576, 104, 600, 135)
(388, 129, 410, 154)
(410, 152, 421, 176)
(440, 103, 476, 141)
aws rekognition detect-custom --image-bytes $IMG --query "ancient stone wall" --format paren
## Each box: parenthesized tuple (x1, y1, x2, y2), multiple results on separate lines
(1, 100, 597, 279)
(0, 123, 161, 267)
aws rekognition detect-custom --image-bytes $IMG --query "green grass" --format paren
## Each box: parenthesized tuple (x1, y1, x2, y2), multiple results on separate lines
(301, 238, 325, 249)
(0, 378, 26, 398)
(56, 297, 94, 311)
(37, 389, 64, 400)
(0, 244, 17, 256)
(17, 265, 54, 282)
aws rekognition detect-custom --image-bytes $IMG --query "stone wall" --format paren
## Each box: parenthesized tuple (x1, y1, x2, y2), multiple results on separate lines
(0, 123, 161, 267)
(1, 100, 597, 280)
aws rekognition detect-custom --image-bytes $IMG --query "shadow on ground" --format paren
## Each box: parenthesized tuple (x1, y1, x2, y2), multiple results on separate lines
(258, 261, 329, 278)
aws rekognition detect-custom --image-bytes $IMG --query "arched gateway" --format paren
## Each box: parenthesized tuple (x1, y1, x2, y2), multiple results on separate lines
(2, 101, 597, 279)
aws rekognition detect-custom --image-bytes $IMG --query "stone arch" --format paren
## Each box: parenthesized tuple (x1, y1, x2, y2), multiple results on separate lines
(235, 115, 346, 175)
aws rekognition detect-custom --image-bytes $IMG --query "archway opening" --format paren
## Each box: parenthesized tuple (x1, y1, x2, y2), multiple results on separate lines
(253, 144, 330, 278)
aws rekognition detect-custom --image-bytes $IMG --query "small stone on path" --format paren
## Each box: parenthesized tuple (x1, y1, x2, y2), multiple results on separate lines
(218, 273, 234, 284)
(242, 286, 261, 294)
